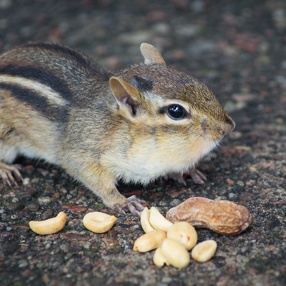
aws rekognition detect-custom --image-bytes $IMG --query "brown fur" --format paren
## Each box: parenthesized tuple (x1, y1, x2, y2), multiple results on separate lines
(0, 43, 235, 213)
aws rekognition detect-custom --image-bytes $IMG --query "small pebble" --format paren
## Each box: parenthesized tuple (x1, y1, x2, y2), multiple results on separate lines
(22, 178, 30, 185)
(18, 259, 28, 268)
(228, 193, 235, 199)
(38, 197, 53, 205)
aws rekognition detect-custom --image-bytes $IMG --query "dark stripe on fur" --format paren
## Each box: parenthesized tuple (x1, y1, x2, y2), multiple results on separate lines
(0, 83, 68, 122)
(133, 75, 153, 92)
(0, 65, 73, 102)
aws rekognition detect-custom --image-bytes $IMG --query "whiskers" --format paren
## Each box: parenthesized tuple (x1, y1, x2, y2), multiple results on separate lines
(189, 129, 204, 154)
(222, 93, 235, 113)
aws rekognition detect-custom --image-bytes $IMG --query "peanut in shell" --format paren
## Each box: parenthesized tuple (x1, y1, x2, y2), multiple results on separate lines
(166, 197, 252, 235)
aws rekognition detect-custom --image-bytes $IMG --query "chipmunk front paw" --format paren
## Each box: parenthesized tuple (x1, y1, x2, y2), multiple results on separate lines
(188, 168, 207, 184)
(114, 195, 145, 216)
(166, 167, 207, 185)
(0, 162, 23, 186)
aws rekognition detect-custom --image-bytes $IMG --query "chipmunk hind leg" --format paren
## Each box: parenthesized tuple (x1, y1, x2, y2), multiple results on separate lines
(0, 123, 23, 186)
(84, 172, 145, 215)
(64, 161, 145, 215)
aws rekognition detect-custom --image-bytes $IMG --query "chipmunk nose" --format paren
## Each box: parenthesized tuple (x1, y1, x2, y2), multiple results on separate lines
(223, 115, 235, 135)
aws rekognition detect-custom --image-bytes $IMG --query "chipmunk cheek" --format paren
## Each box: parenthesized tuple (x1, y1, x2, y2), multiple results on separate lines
(201, 118, 208, 134)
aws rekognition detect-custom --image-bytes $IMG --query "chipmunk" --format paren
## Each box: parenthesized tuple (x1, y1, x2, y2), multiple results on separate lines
(0, 42, 235, 214)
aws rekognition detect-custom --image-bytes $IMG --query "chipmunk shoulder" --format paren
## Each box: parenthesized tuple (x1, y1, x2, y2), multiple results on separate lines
(0, 42, 235, 214)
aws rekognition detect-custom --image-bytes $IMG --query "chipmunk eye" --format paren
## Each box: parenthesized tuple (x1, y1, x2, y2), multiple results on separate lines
(166, 104, 187, 120)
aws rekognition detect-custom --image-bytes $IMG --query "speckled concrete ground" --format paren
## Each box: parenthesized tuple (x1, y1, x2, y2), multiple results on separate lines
(0, 0, 285, 285)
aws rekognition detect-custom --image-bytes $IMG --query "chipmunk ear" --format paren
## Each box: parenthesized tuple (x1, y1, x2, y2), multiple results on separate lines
(140, 43, 166, 65)
(110, 76, 142, 117)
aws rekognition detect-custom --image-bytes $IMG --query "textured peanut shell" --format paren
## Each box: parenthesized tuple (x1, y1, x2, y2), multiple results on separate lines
(166, 197, 252, 235)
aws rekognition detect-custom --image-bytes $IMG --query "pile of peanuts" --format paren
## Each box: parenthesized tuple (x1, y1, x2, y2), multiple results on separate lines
(133, 207, 217, 269)
(29, 197, 251, 270)
(29, 211, 117, 234)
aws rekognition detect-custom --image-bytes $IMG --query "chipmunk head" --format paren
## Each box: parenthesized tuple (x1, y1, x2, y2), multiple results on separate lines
(109, 43, 235, 172)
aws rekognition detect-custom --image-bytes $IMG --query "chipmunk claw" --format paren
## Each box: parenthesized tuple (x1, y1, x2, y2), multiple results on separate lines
(114, 195, 145, 216)
(166, 167, 207, 185)
(0, 163, 23, 186)
(188, 167, 207, 184)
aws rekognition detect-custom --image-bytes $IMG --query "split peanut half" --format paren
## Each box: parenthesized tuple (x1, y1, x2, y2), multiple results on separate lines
(140, 207, 155, 233)
(83, 212, 117, 233)
(191, 240, 217, 262)
(156, 238, 190, 269)
(167, 221, 198, 250)
(149, 207, 173, 231)
(29, 211, 67, 235)
(133, 230, 167, 252)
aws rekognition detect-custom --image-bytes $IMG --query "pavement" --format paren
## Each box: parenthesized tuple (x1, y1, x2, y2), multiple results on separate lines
(0, 0, 285, 285)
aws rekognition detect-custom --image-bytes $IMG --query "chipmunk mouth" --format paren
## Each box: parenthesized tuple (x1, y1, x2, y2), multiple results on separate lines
(186, 137, 219, 167)
(200, 114, 235, 141)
